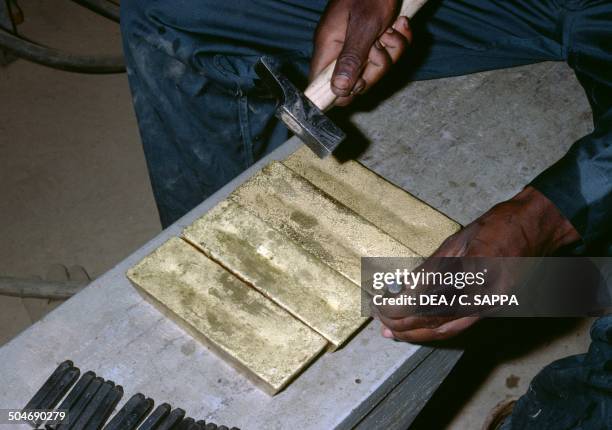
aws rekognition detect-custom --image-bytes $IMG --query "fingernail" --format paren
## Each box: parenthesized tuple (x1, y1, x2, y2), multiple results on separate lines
(375, 40, 384, 50)
(382, 328, 393, 338)
(386, 27, 394, 34)
(333, 74, 352, 90)
(353, 80, 366, 94)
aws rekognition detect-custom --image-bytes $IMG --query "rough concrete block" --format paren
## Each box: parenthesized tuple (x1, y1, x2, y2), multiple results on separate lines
(229, 162, 418, 285)
(283, 146, 460, 256)
(183, 200, 369, 349)
(127, 238, 327, 395)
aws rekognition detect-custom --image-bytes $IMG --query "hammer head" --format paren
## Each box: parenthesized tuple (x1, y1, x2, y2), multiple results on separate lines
(255, 57, 345, 158)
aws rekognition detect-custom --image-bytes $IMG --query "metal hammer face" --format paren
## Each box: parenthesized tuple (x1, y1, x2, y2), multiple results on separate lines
(255, 57, 345, 158)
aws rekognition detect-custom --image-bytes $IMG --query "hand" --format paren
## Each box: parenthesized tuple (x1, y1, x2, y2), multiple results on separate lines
(375, 186, 581, 343)
(310, 0, 412, 106)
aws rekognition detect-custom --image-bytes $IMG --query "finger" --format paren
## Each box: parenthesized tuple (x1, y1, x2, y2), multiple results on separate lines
(352, 77, 367, 95)
(381, 325, 394, 338)
(332, 16, 382, 96)
(310, 39, 344, 82)
(379, 28, 409, 64)
(334, 95, 356, 107)
(333, 76, 365, 106)
(381, 324, 442, 343)
(379, 315, 456, 332)
(357, 40, 393, 93)
(386, 317, 480, 343)
(393, 16, 412, 44)
(392, 327, 445, 343)
(309, 3, 347, 81)
(373, 292, 415, 319)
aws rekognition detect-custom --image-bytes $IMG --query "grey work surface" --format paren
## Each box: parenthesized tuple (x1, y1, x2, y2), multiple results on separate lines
(0, 61, 591, 429)
(0, 138, 460, 430)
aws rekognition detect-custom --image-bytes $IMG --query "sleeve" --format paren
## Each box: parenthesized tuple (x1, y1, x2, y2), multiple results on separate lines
(530, 11, 612, 248)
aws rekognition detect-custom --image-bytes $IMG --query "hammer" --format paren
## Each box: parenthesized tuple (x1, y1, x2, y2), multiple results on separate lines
(255, 0, 429, 158)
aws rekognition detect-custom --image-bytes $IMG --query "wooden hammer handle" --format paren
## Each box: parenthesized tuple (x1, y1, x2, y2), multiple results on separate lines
(304, 0, 428, 111)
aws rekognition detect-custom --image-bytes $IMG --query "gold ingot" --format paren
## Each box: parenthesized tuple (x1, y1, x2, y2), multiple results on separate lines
(283, 147, 461, 257)
(183, 200, 369, 349)
(127, 237, 327, 395)
(229, 161, 418, 285)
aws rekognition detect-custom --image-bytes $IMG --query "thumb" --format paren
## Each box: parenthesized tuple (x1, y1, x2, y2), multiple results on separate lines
(332, 16, 381, 97)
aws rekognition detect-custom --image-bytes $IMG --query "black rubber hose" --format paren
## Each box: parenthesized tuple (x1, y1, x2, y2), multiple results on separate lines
(70, 0, 120, 23)
(0, 28, 125, 73)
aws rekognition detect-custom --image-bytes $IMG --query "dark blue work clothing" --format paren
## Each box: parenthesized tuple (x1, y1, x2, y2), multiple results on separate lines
(501, 314, 612, 430)
(121, 0, 612, 250)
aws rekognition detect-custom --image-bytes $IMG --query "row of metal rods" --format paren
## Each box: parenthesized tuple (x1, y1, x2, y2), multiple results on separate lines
(23, 360, 240, 430)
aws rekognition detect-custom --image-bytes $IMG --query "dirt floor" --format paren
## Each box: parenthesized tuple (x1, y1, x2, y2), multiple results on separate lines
(0, 0, 160, 344)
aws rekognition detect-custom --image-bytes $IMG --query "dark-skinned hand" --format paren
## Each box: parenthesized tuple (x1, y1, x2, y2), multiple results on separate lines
(310, 0, 412, 106)
(374, 186, 582, 343)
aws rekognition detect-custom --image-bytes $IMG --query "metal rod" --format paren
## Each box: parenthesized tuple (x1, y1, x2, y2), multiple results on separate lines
(0, 28, 125, 73)
(0, 276, 86, 299)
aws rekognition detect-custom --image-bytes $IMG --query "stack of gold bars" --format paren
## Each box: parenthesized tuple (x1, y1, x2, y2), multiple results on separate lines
(127, 147, 460, 395)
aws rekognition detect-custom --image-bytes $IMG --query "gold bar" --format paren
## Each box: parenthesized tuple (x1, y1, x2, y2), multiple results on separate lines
(229, 162, 418, 285)
(183, 200, 369, 349)
(283, 147, 461, 257)
(127, 238, 327, 395)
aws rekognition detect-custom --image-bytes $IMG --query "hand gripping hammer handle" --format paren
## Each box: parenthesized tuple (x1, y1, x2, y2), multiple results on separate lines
(304, 0, 429, 111)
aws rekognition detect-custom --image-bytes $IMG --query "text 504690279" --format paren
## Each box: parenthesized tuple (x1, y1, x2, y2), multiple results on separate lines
(1, 409, 67, 425)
